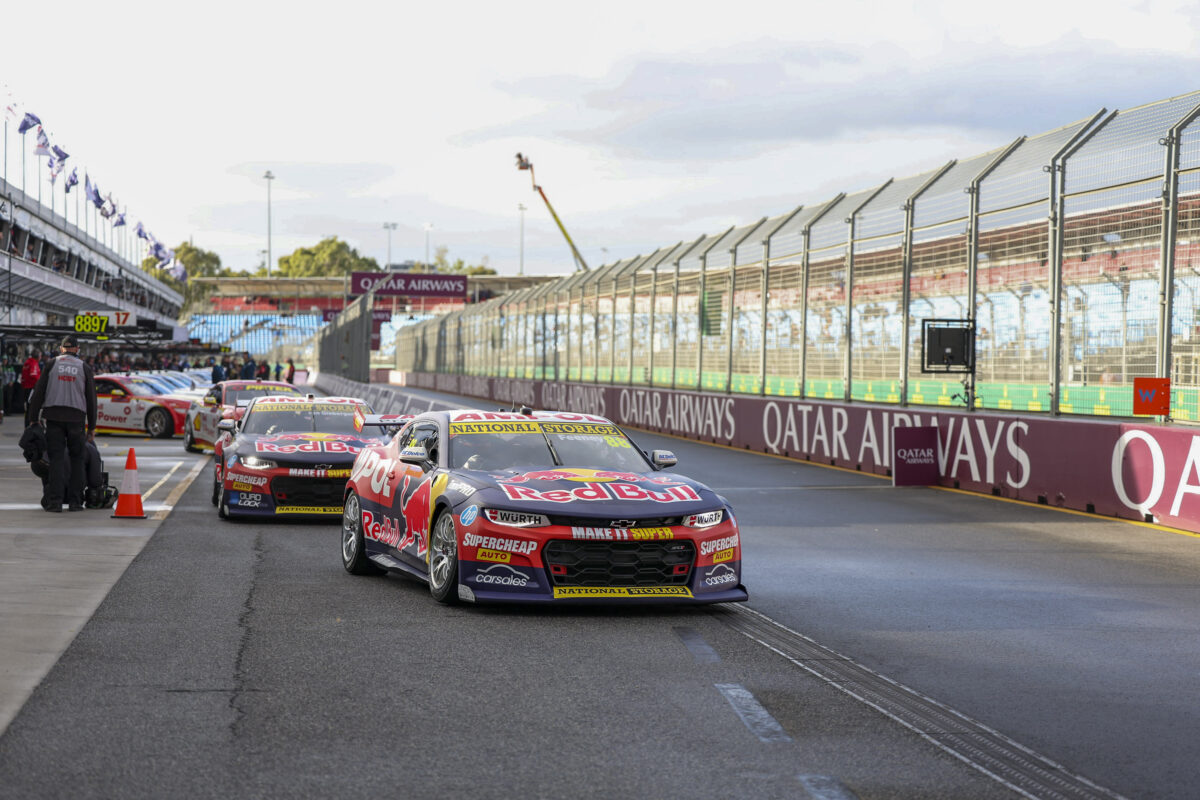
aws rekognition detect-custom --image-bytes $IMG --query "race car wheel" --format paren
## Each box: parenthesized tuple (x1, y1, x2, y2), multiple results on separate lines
(217, 483, 230, 520)
(428, 510, 459, 604)
(146, 408, 172, 439)
(341, 492, 382, 576)
(184, 427, 201, 453)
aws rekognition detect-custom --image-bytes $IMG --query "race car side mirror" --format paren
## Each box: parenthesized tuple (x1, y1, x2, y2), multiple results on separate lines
(217, 419, 236, 433)
(650, 450, 678, 469)
(399, 445, 428, 465)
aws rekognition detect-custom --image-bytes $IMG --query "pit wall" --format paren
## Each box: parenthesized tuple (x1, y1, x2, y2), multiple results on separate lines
(378, 371, 1200, 535)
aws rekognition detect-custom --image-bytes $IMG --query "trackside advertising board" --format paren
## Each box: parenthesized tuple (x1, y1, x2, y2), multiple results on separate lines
(893, 426, 939, 486)
(349, 272, 467, 297)
(369, 372, 1200, 534)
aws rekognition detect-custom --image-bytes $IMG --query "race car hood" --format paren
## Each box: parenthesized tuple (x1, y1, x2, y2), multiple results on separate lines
(462, 467, 723, 517)
(232, 432, 384, 463)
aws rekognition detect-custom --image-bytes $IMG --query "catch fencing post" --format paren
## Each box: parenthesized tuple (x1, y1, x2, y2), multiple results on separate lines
(759, 206, 805, 395)
(1159, 101, 1200, 389)
(799, 195, 843, 398)
(900, 162, 955, 406)
(844, 182, 891, 403)
(726, 219, 767, 393)
(671, 235, 706, 391)
(696, 228, 733, 392)
(1049, 110, 1113, 415)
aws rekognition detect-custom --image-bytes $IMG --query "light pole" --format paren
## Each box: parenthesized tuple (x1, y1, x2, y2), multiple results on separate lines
(383, 222, 397, 269)
(423, 222, 433, 271)
(518, 203, 526, 276)
(263, 170, 275, 278)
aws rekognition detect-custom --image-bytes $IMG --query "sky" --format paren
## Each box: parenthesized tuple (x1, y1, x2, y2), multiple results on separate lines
(2, 0, 1198, 278)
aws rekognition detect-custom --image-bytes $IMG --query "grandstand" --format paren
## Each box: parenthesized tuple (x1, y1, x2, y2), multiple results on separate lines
(187, 273, 558, 360)
(187, 313, 325, 355)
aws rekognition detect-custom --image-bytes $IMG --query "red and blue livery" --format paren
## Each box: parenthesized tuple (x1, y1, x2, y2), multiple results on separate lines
(340, 409, 747, 605)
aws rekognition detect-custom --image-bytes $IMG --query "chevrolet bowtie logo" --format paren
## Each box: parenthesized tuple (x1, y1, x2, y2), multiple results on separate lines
(609, 520, 637, 528)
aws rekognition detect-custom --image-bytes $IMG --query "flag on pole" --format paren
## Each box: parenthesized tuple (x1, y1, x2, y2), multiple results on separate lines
(170, 259, 188, 283)
(112, 212, 126, 228)
(51, 145, 69, 162)
(17, 112, 41, 134)
(86, 175, 103, 208)
(34, 127, 51, 157)
(48, 156, 64, 184)
(135, 221, 147, 239)
(64, 167, 78, 193)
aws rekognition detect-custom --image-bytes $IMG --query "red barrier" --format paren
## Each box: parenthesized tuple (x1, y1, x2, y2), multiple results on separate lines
(400, 372, 1200, 533)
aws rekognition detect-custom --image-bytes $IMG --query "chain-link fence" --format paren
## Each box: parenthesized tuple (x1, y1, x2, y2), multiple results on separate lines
(397, 91, 1200, 419)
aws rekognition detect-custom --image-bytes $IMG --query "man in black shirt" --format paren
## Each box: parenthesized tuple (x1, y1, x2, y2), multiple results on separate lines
(27, 335, 97, 512)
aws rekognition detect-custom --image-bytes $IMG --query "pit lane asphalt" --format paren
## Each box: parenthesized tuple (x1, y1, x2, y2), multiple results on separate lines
(0, 384, 1194, 798)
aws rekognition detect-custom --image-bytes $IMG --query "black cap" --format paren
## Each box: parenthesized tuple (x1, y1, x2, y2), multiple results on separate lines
(60, 334, 79, 349)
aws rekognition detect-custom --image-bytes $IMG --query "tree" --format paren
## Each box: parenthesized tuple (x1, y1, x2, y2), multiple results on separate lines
(428, 245, 496, 276)
(272, 237, 379, 278)
(142, 242, 234, 313)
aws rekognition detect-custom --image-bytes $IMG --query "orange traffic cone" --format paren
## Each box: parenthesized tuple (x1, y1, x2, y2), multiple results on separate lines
(111, 448, 147, 519)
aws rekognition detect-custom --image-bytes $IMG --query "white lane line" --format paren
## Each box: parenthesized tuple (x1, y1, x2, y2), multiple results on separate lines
(719, 606, 1128, 800)
(715, 683, 792, 743)
(152, 457, 209, 521)
(141, 461, 183, 501)
(797, 774, 860, 800)
(673, 626, 720, 663)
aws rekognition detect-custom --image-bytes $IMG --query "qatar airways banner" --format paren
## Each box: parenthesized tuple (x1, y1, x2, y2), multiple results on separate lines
(349, 272, 467, 297)
(393, 371, 1200, 534)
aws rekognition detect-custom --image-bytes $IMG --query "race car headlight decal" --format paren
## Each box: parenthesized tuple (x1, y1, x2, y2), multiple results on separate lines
(683, 509, 724, 528)
(238, 455, 278, 470)
(484, 509, 550, 528)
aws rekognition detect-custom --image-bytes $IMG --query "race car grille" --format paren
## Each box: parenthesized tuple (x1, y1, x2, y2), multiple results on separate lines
(543, 540, 695, 587)
(271, 477, 348, 507)
(545, 514, 684, 528)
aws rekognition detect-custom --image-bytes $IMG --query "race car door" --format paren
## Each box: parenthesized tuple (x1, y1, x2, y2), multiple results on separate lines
(95, 378, 147, 433)
(193, 384, 224, 446)
(388, 421, 441, 572)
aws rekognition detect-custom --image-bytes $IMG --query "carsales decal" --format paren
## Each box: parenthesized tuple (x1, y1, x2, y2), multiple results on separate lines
(500, 481, 700, 504)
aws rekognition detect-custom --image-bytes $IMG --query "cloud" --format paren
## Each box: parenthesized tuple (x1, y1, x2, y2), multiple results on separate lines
(463, 36, 1199, 160)
(226, 162, 395, 195)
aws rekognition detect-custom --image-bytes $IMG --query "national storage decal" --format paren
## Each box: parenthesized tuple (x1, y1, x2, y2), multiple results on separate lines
(552, 586, 693, 599)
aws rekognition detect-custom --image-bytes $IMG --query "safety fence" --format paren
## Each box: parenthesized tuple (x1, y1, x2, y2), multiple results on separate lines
(314, 293, 372, 383)
(396, 91, 1200, 420)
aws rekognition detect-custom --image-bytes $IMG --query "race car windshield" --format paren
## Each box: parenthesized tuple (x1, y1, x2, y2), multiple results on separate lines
(449, 421, 649, 472)
(123, 380, 161, 397)
(242, 403, 370, 436)
(228, 386, 301, 404)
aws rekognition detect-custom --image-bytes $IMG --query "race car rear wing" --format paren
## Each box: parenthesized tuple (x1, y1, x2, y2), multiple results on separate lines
(352, 408, 415, 433)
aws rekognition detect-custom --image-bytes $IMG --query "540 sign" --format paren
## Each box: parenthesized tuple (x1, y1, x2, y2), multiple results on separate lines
(73, 311, 138, 334)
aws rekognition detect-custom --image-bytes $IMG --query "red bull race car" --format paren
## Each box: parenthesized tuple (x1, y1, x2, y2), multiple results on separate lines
(212, 395, 391, 519)
(95, 373, 192, 438)
(340, 409, 747, 605)
(185, 379, 302, 452)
